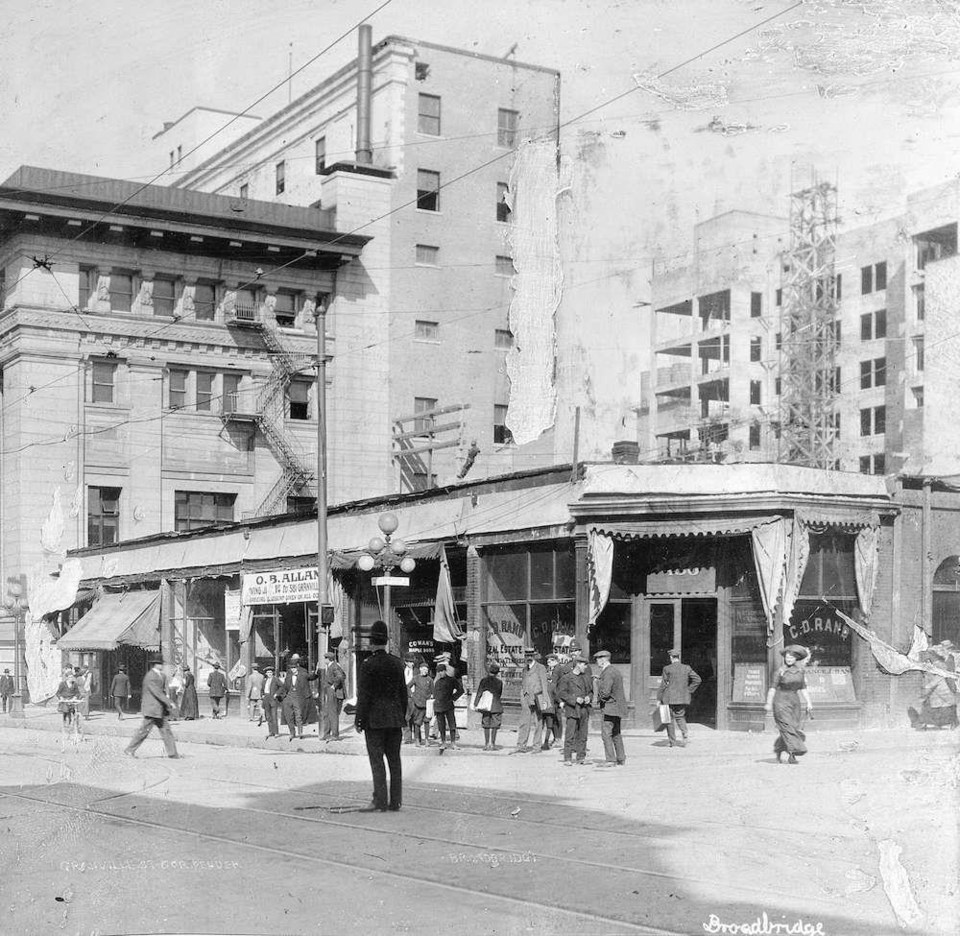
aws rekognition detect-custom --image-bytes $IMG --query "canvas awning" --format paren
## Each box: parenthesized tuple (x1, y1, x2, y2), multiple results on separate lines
(56, 590, 161, 651)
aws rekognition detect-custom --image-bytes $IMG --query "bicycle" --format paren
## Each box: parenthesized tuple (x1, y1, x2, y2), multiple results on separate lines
(58, 698, 83, 741)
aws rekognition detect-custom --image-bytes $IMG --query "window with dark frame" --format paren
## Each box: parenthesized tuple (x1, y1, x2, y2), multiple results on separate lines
(749, 380, 761, 405)
(109, 272, 134, 312)
(174, 491, 236, 532)
(91, 361, 115, 404)
(497, 108, 519, 148)
(168, 369, 188, 409)
(287, 381, 310, 420)
(413, 396, 437, 434)
(152, 276, 176, 316)
(415, 244, 439, 265)
(87, 486, 120, 547)
(196, 372, 214, 412)
(775, 288, 782, 307)
(414, 320, 439, 341)
(915, 337, 924, 371)
(497, 182, 511, 222)
(861, 265, 873, 295)
(79, 265, 98, 310)
(915, 284, 925, 321)
(274, 290, 299, 328)
(495, 255, 515, 277)
(222, 373, 241, 414)
(749, 422, 761, 450)
(495, 328, 514, 349)
(875, 261, 887, 291)
(750, 337, 762, 362)
(493, 404, 513, 444)
(417, 93, 441, 135)
(750, 292, 762, 317)
(416, 169, 440, 211)
(275, 160, 285, 195)
(193, 282, 217, 321)
(860, 405, 886, 437)
(315, 138, 326, 174)
(239, 183, 249, 200)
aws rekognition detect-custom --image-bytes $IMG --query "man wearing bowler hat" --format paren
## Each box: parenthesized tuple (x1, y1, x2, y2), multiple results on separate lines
(261, 665, 281, 737)
(124, 656, 180, 759)
(594, 649, 627, 766)
(355, 620, 408, 812)
(657, 648, 701, 748)
(276, 653, 311, 741)
(511, 648, 554, 754)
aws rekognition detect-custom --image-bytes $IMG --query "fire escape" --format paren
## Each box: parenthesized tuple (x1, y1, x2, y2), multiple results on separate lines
(223, 296, 316, 517)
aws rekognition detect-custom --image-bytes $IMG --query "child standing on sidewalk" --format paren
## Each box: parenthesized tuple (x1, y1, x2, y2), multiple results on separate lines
(432, 662, 464, 750)
(473, 661, 504, 750)
(408, 662, 433, 745)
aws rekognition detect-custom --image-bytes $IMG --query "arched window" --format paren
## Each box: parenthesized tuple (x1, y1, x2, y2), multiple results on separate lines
(933, 556, 960, 645)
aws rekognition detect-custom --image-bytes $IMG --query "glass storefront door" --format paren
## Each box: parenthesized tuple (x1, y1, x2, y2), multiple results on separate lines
(641, 599, 681, 709)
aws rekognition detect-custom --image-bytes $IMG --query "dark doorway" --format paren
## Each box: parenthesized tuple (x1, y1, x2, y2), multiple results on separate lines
(681, 598, 717, 726)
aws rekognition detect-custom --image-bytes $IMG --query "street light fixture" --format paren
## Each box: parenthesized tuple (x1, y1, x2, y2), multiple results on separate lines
(3, 574, 28, 716)
(357, 512, 416, 652)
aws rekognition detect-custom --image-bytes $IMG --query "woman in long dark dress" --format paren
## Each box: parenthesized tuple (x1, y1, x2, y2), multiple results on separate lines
(179, 664, 199, 720)
(765, 645, 813, 764)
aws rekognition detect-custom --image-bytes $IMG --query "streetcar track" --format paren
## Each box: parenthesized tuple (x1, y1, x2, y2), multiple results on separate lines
(0, 787, 683, 936)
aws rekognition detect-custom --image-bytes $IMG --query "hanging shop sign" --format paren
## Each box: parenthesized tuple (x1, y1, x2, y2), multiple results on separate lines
(646, 567, 716, 595)
(225, 588, 242, 631)
(241, 568, 319, 605)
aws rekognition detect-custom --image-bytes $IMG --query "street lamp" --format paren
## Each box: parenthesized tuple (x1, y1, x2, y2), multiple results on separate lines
(357, 512, 416, 653)
(3, 574, 28, 716)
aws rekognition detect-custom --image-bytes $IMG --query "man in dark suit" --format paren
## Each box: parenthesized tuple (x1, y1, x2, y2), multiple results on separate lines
(207, 661, 228, 719)
(594, 649, 627, 767)
(261, 665, 280, 738)
(0, 668, 15, 713)
(557, 657, 592, 765)
(109, 665, 131, 720)
(311, 651, 346, 741)
(124, 656, 180, 758)
(277, 653, 311, 741)
(657, 648, 702, 748)
(355, 620, 407, 812)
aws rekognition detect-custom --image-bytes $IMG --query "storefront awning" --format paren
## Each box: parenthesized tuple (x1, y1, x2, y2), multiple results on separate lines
(56, 590, 161, 651)
(591, 518, 767, 539)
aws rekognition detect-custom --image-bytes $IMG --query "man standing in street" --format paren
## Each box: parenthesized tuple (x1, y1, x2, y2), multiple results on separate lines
(0, 668, 14, 713)
(594, 649, 627, 767)
(314, 651, 346, 740)
(355, 620, 407, 812)
(124, 656, 180, 759)
(246, 663, 265, 722)
(657, 648, 702, 748)
(261, 665, 280, 738)
(277, 653, 311, 741)
(109, 664, 131, 720)
(207, 661, 228, 720)
(511, 649, 554, 754)
(557, 657, 592, 765)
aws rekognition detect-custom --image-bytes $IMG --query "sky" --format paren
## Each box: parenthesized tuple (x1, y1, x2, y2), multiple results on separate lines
(3, 0, 960, 258)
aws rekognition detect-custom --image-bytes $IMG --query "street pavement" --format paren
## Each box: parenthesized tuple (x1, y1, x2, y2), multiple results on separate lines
(0, 714, 956, 936)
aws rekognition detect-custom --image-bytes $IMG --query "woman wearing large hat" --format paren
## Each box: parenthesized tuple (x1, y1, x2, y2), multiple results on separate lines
(764, 645, 813, 764)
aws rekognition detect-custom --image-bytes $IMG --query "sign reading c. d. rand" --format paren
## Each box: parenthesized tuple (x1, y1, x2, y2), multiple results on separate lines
(241, 568, 319, 605)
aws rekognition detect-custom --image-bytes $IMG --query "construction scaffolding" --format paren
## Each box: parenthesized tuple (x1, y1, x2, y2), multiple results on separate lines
(778, 178, 841, 469)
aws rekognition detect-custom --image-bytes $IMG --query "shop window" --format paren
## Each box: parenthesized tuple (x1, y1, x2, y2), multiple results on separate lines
(592, 602, 631, 663)
(174, 579, 231, 692)
(174, 491, 236, 532)
(87, 486, 120, 547)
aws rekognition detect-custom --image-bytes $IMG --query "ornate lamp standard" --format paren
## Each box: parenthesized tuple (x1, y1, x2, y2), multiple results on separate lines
(357, 512, 416, 653)
(3, 575, 28, 716)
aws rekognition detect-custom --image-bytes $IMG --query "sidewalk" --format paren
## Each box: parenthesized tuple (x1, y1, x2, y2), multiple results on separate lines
(5, 702, 957, 758)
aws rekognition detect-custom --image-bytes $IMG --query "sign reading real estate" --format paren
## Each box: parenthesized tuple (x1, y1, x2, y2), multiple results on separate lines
(241, 568, 319, 605)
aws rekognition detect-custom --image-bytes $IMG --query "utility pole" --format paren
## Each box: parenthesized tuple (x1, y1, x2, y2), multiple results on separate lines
(316, 290, 331, 668)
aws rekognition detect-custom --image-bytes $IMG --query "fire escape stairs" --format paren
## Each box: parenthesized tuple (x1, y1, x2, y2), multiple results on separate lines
(224, 311, 315, 517)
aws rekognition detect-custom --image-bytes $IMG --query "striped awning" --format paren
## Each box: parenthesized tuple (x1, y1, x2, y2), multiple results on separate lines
(56, 590, 161, 651)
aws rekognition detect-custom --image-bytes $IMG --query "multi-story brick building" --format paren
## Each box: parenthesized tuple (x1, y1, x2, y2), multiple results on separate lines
(155, 28, 561, 490)
(0, 163, 390, 678)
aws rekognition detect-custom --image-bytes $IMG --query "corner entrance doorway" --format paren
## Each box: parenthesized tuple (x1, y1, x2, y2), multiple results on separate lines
(640, 597, 717, 727)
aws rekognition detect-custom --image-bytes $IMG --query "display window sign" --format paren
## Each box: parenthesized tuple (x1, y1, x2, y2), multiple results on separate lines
(242, 568, 319, 605)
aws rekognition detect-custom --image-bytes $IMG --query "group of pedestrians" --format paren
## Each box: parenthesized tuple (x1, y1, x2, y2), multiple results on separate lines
(252, 652, 346, 742)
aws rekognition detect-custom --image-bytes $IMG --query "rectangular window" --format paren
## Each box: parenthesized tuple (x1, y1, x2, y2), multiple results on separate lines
(874, 453, 885, 475)
(749, 380, 761, 406)
(775, 377, 782, 396)
(196, 372, 214, 412)
(413, 396, 437, 434)
(287, 381, 310, 420)
(274, 290, 298, 328)
(875, 261, 887, 291)
(749, 423, 761, 450)
(87, 486, 120, 547)
(495, 328, 514, 349)
(194, 282, 216, 321)
(916, 224, 958, 270)
(152, 276, 176, 316)
(239, 183, 249, 199)
(275, 160, 285, 195)
(79, 265, 98, 310)
(416, 169, 440, 211)
(860, 409, 870, 437)
(495, 255, 515, 277)
(860, 313, 872, 342)
(916, 337, 924, 371)
(775, 288, 782, 307)
(168, 369, 188, 409)
(109, 272, 134, 312)
(91, 361, 115, 404)
(859, 456, 871, 475)
(876, 308, 886, 339)
(234, 288, 258, 321)
(775, 332, 782, 351)
(833, 320, 842, 347)
(750, 337, 762, 362)
(497, 108, 519, 148)
(174, 491, 236, 533)
(876, 357, 887, 387)
(315, 137, 326, 174)
(915, 284, 925, 321)
(222, 373, 241, 414)
(835, 273, 842, 301)
(493, 404, 513, 444)
(415, 244, 439, 266)
(860, 360, 872, 390)
(860, 405, 886, 436)
(750, 292, 762, 317)
(914, 387, 924, 408)
(861, 265, 873, 295)
(417, 93, 441, 135)
(497, 182, 511, 222)
(414, 320, 439, 341)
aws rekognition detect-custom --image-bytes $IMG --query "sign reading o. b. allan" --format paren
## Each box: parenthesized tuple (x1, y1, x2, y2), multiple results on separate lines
(646, 567, 716, 595)
(241, 568, 319, 605)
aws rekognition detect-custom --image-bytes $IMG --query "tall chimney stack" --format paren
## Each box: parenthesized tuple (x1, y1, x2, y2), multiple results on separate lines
(356, 24, 373, 165)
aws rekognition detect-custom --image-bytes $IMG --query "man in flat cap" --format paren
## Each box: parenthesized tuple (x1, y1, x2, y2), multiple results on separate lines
(276, 653, 311, 741)
(124, 657, 180, 759)
(657, 648, 701, 748)
(594, 649, 627, 766)
(511, 648, 554, 754)
(310, 650, 346, 741)
(355, 620, 408, 812)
